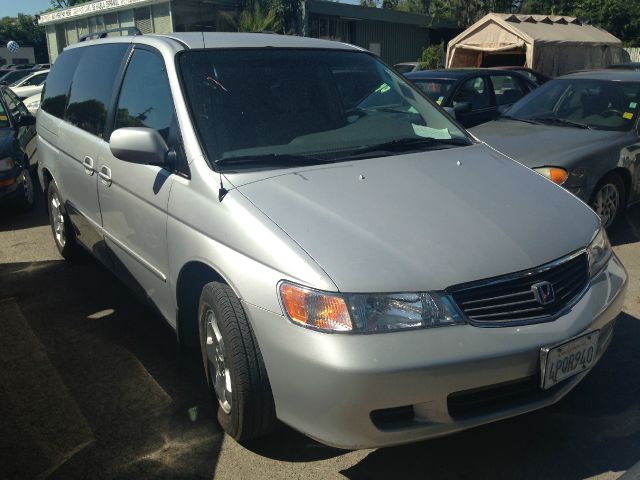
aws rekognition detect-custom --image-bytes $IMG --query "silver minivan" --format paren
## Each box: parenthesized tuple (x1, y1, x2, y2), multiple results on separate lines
(37, 32, 627, 449)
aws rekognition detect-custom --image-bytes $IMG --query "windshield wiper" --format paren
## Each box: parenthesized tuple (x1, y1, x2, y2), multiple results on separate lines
(215, 153, 330, 169)
(530, 116, 592, 129)
(499, 115, 541, 125)
(336, 137, 470, 160)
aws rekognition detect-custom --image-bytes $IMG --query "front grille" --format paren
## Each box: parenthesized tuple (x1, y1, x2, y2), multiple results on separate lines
(449, 252, 589, 326)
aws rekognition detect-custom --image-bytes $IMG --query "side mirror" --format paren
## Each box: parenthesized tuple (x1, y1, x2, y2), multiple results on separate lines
(443, 106, 456, 119)
(109, 127, 169, 166)
(454, 101, 471, 114)
(16, 114, 35, 127)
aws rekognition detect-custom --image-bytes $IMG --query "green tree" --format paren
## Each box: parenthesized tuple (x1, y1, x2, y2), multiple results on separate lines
(221, 2, 280, 32)
(419, 42, 445, 68)
(50, 0, 89, 8)
(270, 0, 302, 34)
(0, 14, 48, 63)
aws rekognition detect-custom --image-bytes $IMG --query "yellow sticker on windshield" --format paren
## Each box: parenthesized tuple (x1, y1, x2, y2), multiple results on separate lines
(623, 112, 634, 120)
(0, 115, 7, 122)
(437, 96, 444, 105)
(375, 83, 391, 93)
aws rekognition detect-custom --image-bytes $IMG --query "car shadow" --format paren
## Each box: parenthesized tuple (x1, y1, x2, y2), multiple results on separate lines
(609, 205, 640, 247)
(0, 259, 224, 480)
(0, 187, 48, 232)
(339, 312, 640, 480)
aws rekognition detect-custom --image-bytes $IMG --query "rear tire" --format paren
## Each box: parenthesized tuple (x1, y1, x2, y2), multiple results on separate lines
(198, 281, 276, 441)
(589, 173, 625, 230)
(47, 180, 79, 260)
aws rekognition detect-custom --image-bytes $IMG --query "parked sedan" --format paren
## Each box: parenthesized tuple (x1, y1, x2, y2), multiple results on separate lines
(0, 86, 37, 210)
(0, 69, 37, 86)
(471, 69, 640, 229)
(405, 69, 536, 128)
(10, 69, 49, 99)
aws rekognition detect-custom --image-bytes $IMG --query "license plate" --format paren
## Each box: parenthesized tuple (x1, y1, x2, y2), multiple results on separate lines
(540, 331, 599, 390)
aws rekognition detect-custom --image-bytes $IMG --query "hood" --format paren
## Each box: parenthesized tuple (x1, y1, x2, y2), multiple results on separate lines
(234, 144, 599, 293)
(470, 119, 622, 168)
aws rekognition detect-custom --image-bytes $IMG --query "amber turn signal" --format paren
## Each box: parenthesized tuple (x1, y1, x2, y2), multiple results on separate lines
(534, 167, 568, 185)
(279, 282, 352, 332)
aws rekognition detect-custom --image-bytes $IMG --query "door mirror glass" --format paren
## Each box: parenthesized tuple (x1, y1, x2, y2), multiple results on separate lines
(454, 101, 471, 114)
(109, 127, 169, 165)
(16, 113, 35, 126)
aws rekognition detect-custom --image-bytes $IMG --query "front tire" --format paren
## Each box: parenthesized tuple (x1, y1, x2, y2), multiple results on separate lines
(589, 173, 625, 230)
(198, 281, 276, 441)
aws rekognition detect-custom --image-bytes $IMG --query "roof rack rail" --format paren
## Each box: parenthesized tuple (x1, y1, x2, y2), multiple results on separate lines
(79, 27, 142, 42)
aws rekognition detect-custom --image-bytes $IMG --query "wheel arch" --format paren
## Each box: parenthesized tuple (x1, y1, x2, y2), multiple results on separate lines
(175, 260, 234, 347)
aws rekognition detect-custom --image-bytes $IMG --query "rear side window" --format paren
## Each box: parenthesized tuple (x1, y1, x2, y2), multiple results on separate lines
(41, 48, 83, 118)
(65, 43, 129, 137)
(489, 74, 528, 106)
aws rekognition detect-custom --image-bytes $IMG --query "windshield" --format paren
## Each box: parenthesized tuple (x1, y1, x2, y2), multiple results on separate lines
(506, 79, 640, 131)
(410, 79, 455, 104)
(178, 49, 470, 171)
(2, 70, 32, 85)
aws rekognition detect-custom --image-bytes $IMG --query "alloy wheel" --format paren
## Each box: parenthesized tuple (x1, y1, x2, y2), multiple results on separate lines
(205, 309, 232, 414)
(22, 170, 34, 205)
(50, 192, 66, 248)
(592, 183, 620, 229)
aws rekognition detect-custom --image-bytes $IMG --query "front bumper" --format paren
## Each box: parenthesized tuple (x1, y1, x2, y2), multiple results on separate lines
(245, 254, 627, 449)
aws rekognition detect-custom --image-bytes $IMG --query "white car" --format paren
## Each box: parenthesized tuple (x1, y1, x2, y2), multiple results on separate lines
(10, 69, 49, 99)
(22, 93, 41, 116)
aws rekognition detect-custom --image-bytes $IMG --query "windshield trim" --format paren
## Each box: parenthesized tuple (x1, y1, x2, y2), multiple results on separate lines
(175, 47, 475, 173)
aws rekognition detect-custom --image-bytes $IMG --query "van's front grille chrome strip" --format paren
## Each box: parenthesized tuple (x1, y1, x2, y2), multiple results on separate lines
(448, 251, 589, 327)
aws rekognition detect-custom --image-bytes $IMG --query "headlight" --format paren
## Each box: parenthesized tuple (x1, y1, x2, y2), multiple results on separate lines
(279, 282, 465, 333)
(533, 167, 568, 185)
(587, 228, 612, 277)
(26, 99, 40, 110)
(0, 157, 14, 172)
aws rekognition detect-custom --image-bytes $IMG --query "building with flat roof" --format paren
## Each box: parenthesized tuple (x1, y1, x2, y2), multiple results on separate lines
(38, 0, 431, 65)
(0, 46, 36, 67)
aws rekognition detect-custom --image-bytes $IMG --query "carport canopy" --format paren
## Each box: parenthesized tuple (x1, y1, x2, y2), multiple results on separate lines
(446, 13, 623, 77)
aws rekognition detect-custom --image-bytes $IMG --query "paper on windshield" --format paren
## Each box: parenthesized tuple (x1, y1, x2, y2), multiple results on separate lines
(412, 124, 451, 139)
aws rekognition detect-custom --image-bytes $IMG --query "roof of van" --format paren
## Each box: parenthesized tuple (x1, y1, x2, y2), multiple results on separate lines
(73, 32, 364, 52)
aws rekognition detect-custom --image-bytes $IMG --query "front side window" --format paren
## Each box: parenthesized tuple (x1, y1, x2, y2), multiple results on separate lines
(179, 49, 469, 171)
(115, 49, 175, 141)
(65, 43, 128, 137)
(412, 79, 455, 104)
(507, 79, 640, 131)
(453, 77, 490, 110)
(2, 88, 28, 119)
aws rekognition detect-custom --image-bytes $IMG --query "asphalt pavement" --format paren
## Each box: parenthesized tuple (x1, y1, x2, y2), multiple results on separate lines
(0, 196, 638, 480)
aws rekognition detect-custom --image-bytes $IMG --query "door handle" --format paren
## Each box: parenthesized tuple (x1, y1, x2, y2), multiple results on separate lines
(98, 165, 112, 187)
(83, 156, 95, 176)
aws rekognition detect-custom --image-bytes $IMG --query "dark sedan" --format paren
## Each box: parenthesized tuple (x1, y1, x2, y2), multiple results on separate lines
(0, 86, 38, 210)
(405, 69, 536, 128)
(471, 69, 640, 230)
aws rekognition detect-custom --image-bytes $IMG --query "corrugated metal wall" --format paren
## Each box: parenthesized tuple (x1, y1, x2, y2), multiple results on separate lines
(354, 21, 428, 65)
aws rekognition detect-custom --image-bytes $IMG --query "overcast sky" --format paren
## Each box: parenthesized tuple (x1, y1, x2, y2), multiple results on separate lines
(0, 0, 52, 18)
